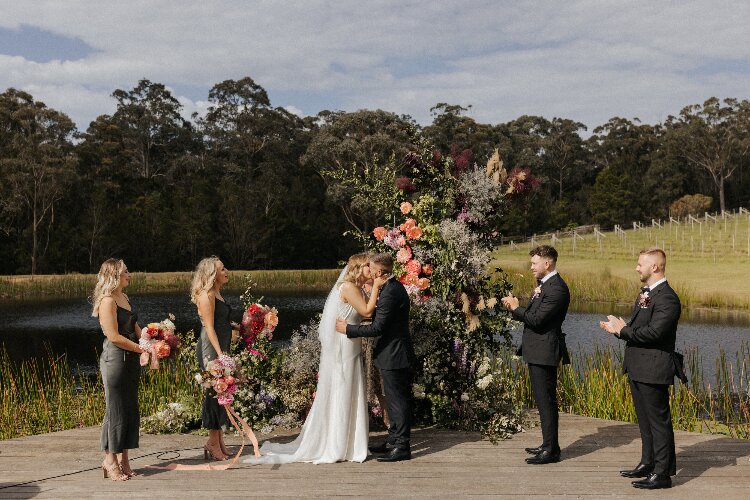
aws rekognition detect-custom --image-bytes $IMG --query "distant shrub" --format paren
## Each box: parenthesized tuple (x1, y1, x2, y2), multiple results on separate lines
(670, 194, 713, 218)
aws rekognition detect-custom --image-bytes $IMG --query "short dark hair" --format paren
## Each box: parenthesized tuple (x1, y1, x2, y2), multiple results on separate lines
(369, 253, 393, 270)
(529, 245, 558, 263)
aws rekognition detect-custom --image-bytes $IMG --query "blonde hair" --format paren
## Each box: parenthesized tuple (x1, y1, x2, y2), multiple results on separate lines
(91, 258, 126, 317)
(341, 253, 370, 284)
(191, 256, 221, 304)
(640, 247, 667, 272)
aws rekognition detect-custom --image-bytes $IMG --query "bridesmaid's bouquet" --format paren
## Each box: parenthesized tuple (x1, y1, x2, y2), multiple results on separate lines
(196, 354, 243, 406)
(139, 314, 181, 369)
(240, 303, 279, 356)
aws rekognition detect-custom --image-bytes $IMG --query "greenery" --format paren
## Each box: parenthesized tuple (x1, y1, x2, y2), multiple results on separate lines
(0, 269, 340, 300)
(505, 344, 750, 440)
(495, 209, 750, 310)
(1, 81, 749, 276)
(0, 344, 197, 440)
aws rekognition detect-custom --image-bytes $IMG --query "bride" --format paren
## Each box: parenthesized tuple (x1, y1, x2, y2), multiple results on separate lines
(244, 253, 387, 464)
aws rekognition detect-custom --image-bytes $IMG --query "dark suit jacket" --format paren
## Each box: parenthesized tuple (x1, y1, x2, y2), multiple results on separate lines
(512, 273, 570, 366)
(346, 277, 415, 370)
(619, 281, 681, 385)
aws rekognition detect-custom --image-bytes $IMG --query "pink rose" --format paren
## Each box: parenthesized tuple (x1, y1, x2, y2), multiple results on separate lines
(373, 226, 387, 240)
(400, 202, 413, 214)
(399, 218, 417, 232)
(396, 236, 406, 247)
(422, 264, 433, 275)
(418, 277, 430, 290)
(402, 274, 419, 286)
(406, 259, 421, 275)
(224, 375, 236, 386)
(264, 310, 279, 329)
(217, 394, 234, 406)
(396, 246, 412, 264)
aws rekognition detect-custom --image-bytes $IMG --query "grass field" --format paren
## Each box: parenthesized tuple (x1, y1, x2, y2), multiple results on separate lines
(0, 269, 340, 300)
(494, 209, 750, 310)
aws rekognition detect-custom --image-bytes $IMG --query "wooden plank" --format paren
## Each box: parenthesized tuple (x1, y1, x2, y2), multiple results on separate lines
(1, 413, 749, 498)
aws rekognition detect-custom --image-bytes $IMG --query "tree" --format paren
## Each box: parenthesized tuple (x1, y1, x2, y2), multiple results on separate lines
(666, 97, 750, 212)
(0, 89, 77, 274)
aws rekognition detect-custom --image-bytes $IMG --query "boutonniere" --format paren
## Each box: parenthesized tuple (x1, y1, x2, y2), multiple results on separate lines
(532, 285, 542, 300)
(638, 291, 651, 308)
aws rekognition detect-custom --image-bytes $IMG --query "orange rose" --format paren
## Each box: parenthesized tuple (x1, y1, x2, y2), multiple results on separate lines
(399, 218, 417, 232)
(418, 277, 430, 290)
(422, 264, 433, 275)
(406, 259, 421, 275)
(373, 227, 387, 240)
(406, 226, 423, 240)
(265, 310, 279, 329)
(400, 202, 413, 214)
(154, 340, 171, 359)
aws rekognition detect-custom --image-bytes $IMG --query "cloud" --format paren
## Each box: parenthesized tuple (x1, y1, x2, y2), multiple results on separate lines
(0, 1, 747, 130)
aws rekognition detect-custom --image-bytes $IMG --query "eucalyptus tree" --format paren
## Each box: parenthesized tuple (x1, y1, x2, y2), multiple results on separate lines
(0, 89, 76, 274)
(666, 97, 750, 212)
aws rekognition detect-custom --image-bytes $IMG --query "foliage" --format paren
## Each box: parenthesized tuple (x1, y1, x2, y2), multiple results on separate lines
(670, 194, 713, 219)
(353, 136, 530, 441)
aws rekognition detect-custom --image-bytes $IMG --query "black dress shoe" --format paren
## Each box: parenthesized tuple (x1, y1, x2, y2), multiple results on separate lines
(369, 442, 394, 454)
(632, 473, 672, 489)
(525, 450, 560, 464)
(619, 463, 654, 478)
(376, 448, 411, 462)
(524, 446, 543, 455)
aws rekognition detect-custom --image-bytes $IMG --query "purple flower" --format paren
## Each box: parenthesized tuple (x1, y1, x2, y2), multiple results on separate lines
(457, 207, 469, 222)
(383, 228, 404, 250)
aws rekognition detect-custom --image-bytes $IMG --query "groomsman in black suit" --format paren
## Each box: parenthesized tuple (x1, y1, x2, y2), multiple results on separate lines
(601, 248, 681, 490)
(502, 245, 570, 465)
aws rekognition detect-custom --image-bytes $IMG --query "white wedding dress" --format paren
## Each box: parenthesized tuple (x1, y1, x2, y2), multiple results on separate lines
(244, 271, 369, 464)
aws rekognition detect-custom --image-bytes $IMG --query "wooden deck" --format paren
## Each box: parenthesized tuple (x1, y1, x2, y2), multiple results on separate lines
(1, 412, 749, 499)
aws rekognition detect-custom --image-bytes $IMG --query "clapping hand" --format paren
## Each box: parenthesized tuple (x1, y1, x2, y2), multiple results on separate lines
(599, 315, 626, 336)
(501, 294, 519, 311)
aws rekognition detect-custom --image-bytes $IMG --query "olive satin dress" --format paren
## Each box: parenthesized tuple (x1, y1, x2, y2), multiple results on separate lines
(197, 297, 232, 429)
(100, 306, 141, 453)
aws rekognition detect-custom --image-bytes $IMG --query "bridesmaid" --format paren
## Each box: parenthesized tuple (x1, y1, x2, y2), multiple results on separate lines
(91, 258, 145, 481)
(191, 256, 239, 461)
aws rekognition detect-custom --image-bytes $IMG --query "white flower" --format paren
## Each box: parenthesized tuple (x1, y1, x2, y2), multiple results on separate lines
(476, 374, 493, 390)
(194, 374, 203, 383)
(460, 393, 470, 401)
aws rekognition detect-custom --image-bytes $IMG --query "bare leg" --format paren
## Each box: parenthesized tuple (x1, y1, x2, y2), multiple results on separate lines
(102, 451, 127, 481)
(219, 430, 232, 457)
(118, 449, 138, 477)
(205, 430, 229, 460)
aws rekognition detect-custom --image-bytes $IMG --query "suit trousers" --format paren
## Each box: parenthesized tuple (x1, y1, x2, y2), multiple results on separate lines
(629, 379, 676, 476)
(528, 363, 559, 453)
(380, 367, 413, 449)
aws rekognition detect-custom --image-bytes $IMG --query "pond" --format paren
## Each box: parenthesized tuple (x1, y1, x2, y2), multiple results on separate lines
(1, 293, 748, 385)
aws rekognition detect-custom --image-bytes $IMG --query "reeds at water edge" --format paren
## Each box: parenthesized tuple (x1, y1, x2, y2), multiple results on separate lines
(0, 345, 197, 440)
(501, 343, 750, 440)
(0, 269, 341, 300)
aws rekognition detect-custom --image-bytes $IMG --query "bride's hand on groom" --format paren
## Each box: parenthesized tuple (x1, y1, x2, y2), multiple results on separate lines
(335, 318, 348, 334)
(373, 276, 388, 289)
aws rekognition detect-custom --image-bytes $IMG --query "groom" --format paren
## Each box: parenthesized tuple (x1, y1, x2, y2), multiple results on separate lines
(336, 253, 415, 462)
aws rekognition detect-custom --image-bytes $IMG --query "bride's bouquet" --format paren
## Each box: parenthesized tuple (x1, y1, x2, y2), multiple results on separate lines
(196, 354, 243, 406)
(139, 314, 181, 369)
(240, 303, 279, 357)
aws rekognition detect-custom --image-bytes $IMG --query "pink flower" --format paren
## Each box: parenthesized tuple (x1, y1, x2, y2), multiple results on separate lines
(383, 228, 404, 250)
(400, 202, 413, 214)
(396, 246, 412, 264)
(373, 226, 387, 240)
(418, 277, 430, 290)
(396, 236, 406, 247)
(422, 264, 433, 276)
(406, 259, 421, 275)
(406, 226, 423, 240)
(217, 395, 234, 406)
(401, 273, 419, 286)
(224, 375, 236, 386)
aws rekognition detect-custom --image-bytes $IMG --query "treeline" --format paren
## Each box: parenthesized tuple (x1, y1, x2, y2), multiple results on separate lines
(0, 78, 748, 274)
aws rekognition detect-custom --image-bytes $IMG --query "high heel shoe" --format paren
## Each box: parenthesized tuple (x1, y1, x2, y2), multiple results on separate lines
(102, 460, 128, 481)
(203, 445, 228, 461)
(120, 463, 139, 477)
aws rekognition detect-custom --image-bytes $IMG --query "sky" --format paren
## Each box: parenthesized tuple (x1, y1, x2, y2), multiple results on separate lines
(1, 1, 748, 132)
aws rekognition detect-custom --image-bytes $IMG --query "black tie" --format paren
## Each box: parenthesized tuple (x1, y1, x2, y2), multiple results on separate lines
(537, 279, 543, 286)
(640, 286, 649, 294)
